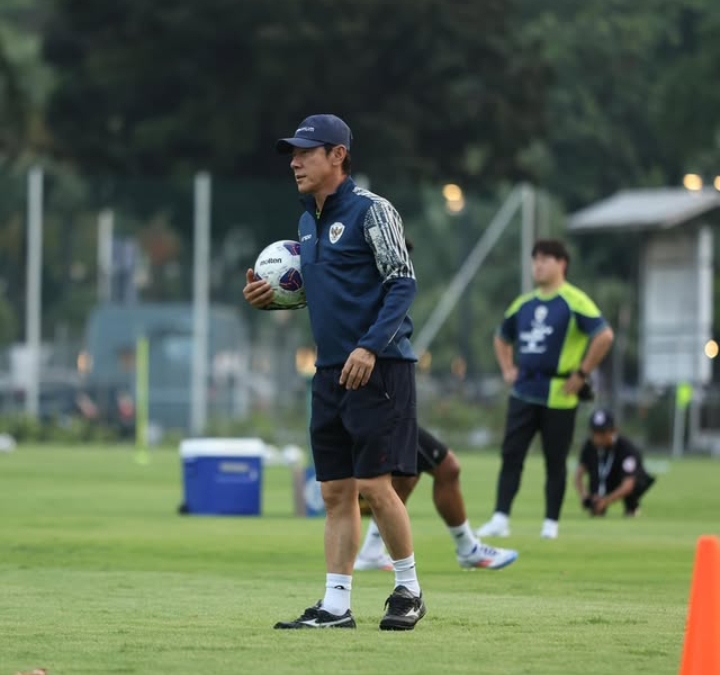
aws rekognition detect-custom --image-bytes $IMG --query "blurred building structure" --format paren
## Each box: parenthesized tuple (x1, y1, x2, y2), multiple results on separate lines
(569, 187, 720, 454)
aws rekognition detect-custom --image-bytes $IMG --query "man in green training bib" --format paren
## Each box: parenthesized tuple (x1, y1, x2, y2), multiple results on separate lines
(477, 239, 614, 540)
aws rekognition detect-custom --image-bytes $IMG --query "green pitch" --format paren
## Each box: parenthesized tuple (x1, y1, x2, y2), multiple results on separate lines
(1, 445, 717, 675)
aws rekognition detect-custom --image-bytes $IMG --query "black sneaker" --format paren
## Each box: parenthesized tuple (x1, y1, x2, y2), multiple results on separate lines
(273, 601, 357, 629)
(379, 585, 426, 631)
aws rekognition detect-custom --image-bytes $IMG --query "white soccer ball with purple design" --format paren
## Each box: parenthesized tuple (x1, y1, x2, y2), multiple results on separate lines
(253, 240, 306, 309)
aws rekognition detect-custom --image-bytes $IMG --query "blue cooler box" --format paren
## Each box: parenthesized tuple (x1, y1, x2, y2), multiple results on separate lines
(180, 438, 265, 515)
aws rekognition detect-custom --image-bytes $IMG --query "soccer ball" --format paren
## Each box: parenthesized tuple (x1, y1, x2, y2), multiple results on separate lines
(253, 240, 306, 309)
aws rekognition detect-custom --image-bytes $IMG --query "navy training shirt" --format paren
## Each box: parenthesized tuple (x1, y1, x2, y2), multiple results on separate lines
(297, 177, 417, 367)
(498, 283, 608, 408)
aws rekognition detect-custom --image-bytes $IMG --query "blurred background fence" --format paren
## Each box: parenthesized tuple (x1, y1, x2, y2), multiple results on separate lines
(2, 164, 718, 455)
(2, 0, 720, 455)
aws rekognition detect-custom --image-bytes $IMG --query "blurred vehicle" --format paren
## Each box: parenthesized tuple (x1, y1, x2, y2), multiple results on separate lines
(79, 303, 249, 431)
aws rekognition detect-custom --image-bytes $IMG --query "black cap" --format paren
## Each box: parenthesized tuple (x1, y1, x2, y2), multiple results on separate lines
(589, 408, 615, 432)
(276, 114, 352, 153)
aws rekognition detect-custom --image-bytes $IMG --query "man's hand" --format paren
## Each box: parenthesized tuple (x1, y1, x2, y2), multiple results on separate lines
(581, 495, 593, 511)
(340, 348, 377, 390)
(243, 268, 274, 309)
(502, 366, 518, 385)
(562, 371, 586, 395)
(591, 496, 608, 516)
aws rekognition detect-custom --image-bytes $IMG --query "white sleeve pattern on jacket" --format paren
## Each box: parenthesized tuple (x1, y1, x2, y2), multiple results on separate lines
(357, 188, 415, 282)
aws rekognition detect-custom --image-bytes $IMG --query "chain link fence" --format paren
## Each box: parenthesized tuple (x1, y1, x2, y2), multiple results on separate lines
(0, 165, 717, 454)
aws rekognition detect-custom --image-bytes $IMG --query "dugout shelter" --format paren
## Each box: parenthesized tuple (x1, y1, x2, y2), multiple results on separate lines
(568, 187, 720, 454)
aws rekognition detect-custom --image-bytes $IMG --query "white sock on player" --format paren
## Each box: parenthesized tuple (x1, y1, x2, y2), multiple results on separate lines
(447, 519, 478, 556)
(358, 519, 384, 559)
(322, 573, 352, 615)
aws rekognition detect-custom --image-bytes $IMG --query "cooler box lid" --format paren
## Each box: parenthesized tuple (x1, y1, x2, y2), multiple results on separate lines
(179, 438, 266, 458)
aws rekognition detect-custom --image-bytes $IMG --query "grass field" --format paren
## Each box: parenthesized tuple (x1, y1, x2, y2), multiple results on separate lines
(1, 444, 717, 675)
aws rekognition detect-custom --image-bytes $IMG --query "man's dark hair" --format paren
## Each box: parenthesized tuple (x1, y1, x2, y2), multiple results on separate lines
(531, 238, 570, 273)
(324, 143, 352, 175)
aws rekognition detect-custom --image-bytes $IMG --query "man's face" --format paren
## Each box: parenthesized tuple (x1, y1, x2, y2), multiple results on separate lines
(289, 146, 337, 194)
(531, 252, 565, 286)
(591, 429, 615, 447)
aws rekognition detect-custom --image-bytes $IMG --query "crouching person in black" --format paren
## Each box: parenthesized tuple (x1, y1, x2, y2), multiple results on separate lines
(574, 408, 656, 517)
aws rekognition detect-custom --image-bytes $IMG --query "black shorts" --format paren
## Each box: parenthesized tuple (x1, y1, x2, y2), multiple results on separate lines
(417, 426, 449, 474)
(310, 360, 418, 481)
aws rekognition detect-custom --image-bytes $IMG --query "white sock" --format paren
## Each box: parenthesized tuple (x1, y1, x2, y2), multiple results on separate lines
(448, 520, 478, 556)
(322, 573, 352, 615)
(492, 512, 509, 527)
(542, 518, 558, 537)
(358, 519, 384, 559)
(392, 554, 421, 596)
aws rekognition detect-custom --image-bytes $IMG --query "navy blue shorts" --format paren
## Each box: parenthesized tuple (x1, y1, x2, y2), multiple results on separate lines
(310, 360, 418, 481)
(417, 426, 449, 474)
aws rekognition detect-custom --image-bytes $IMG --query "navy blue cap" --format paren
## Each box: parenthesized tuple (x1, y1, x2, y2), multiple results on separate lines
(589, 408, 615, 431)
(276, 114, 352, 154)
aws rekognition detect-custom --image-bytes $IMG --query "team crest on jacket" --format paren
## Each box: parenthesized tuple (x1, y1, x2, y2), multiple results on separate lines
(329, 222, 345, 244)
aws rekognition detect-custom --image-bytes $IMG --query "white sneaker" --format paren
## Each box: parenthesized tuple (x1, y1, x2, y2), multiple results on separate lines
(457, 543, 518, 570)
(353, 552, 393, 571)
(540, 519, 558, 539)
(476, 516, 510, 538)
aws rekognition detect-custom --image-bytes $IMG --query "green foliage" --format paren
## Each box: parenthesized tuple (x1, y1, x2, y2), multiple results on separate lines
(641, 390, 675, 446)
(0, 412, 45, 441)
(0, 0, 54, 159)
(0, 289, 17, 345)
(0, 0, 718, 391)
(418, 392, 507, 446)
(206, 408, 307, 446)
(0, 29, 25, 156)
(653, 4, 720, 178)
(516, 0, 720, 210)
(0, 412, 122, 443)
(0, 0, 715, 208)
(41, 0, 549, 185)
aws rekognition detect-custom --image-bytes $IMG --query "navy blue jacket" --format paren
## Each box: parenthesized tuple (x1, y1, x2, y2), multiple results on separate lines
(297, 177, 417, 367)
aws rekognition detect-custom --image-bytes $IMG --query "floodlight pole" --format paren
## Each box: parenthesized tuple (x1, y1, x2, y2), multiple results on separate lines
(611, 304, 631, 424)
(672, 388, 686, 458)
(97, 209, 114, 303)
(190, 172, 211, 435)
(413, 186, 523, 357)
(25, 167, 44, 419)
(537, 189, 551, 238)
(521, 183, 535, 293)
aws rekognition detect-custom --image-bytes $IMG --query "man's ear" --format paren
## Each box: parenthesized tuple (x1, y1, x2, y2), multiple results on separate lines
(333, 146, 347, 166)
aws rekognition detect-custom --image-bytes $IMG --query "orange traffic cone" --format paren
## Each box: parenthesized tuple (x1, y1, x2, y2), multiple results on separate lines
(679, 535, 720, 675)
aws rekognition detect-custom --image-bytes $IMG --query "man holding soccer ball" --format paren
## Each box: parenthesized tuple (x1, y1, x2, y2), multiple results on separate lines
(243, 114, 425, 630)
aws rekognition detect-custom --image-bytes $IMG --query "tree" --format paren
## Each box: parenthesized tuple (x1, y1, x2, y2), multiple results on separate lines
(42, 0, 550, 187)
(653, 3, 720, 181)
(517, 0, 720, 208)
(0, 31, 27, 158)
